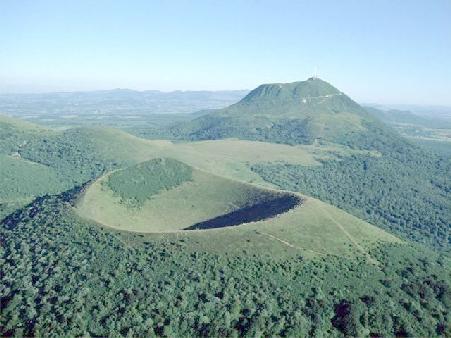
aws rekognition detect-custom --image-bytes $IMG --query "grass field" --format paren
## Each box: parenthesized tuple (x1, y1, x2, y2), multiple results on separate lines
(2, 115, 399, 263)
(1, 113, 379, 185)
(0, 114, 48, 131)
(84, 133, 379, 186)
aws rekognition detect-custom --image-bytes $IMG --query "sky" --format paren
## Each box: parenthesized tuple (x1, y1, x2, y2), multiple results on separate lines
(1, 0, 450, 105)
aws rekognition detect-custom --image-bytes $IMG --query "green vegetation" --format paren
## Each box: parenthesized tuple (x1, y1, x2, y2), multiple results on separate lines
(105, 158, 193, 207)
(0, 116, 162, 220)
(1, 82, 450, 338)
(0, 154, 67, 219)
(415, 139, 451, 157)
(77, 162, 302, 233)
(365, 106, 451, 130)
(252, 150, 451, 249)
(136, 139, 376, 186)
(0, 155, 63, 200)
(166, 78, 390, 147)
(0, 114, 376, 224)
(1, 191, 450, 337)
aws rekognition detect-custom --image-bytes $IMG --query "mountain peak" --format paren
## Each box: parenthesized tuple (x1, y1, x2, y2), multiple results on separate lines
(240, 78, 340, 104)
(168, 77, 384, 147)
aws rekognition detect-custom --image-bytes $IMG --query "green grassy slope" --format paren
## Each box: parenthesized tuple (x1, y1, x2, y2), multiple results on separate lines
(0, 116, 165, 219)
(0, 154, 67, 219)
(1, 113, 370, 182)
(136, 139, 376, 185)
(0, 118, 67, 218)
(166, 196, 399, 262)
(105, 158, 193, 207)
(0, 114, 50, 154)
(1, 114, 448, 252)
(0, 155, 63, 200)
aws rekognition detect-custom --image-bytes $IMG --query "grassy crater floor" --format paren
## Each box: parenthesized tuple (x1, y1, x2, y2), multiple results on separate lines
(75, 158, 302, 233)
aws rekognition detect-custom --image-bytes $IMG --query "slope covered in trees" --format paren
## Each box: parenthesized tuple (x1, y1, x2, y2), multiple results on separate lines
(1, 190, 450, 337)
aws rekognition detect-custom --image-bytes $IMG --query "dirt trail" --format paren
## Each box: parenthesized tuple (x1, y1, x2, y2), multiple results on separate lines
(256, 231, 330, 257)
(318, 204, 380, 266)
(305, 93, 343, 99)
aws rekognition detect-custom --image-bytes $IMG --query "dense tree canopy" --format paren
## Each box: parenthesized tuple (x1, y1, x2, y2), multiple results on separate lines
(1, 189, 450, 337)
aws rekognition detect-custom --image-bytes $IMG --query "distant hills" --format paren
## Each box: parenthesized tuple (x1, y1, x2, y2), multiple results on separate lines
(365, 106, 451, 129)
(0, 89, 248, 116)
(368, 104, 451, 120)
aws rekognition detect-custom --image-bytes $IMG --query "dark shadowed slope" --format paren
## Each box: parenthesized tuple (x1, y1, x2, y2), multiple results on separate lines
(185, 194, 302, 230)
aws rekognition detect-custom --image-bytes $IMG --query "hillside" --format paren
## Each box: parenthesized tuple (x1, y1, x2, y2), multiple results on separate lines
(168, 78, 400, 149)
(1, 114, 449, 249)
(0, 114, 373, 218)
(253, 153, 451, 249)
(0, 116, 160, 219)
(364, 106, 451, 157)
(2, 187, 449, 337)
(75, 157, 398, 265)
(1, 114, 450, 337)
(162, 80, 451, 249)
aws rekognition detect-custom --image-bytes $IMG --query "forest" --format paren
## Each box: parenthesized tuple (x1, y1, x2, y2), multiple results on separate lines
(1, 188, 450, 337)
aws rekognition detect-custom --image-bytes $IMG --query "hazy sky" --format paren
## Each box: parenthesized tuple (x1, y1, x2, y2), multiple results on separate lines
(1, 0, 450, 104)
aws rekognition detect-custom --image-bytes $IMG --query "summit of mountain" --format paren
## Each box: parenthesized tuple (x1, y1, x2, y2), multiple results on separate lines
(168, 77, 403, 149)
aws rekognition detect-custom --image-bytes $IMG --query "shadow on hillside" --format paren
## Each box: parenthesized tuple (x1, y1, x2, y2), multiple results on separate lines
(184, 194, 302, 230)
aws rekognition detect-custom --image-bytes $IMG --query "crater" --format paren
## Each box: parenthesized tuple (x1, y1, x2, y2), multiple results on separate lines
(75, 158, 303, 233)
